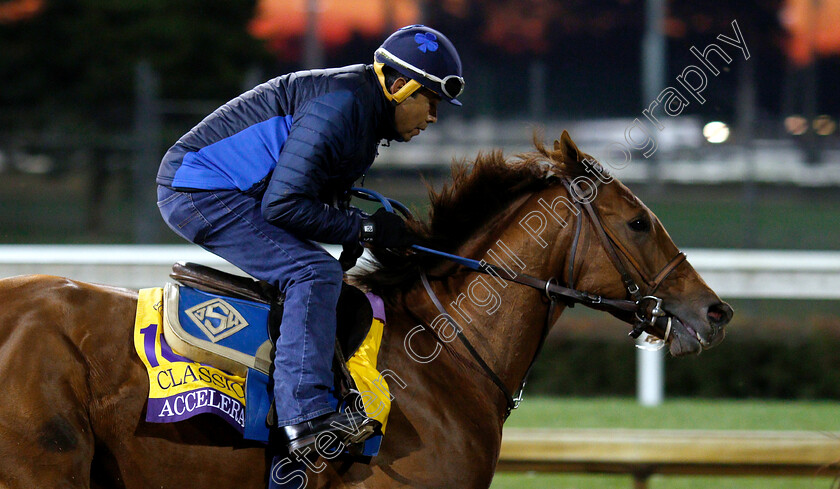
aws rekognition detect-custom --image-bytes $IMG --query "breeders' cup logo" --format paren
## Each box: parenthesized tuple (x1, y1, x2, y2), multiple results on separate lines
(185, 298, 249, 342)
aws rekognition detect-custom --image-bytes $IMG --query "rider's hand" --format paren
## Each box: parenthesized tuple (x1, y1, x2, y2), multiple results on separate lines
(360, 208, 417, 248)
(338, 241, 364, 271)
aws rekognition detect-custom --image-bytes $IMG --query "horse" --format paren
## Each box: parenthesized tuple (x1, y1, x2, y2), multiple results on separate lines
(0, 131, 732, 488)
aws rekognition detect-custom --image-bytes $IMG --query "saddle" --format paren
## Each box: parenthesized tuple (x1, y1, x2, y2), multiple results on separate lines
(159, 261, 386, 454)
(166, 262, 374, 377)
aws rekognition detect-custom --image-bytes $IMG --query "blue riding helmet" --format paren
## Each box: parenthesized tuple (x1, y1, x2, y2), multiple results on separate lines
(374, 25, 464, 106)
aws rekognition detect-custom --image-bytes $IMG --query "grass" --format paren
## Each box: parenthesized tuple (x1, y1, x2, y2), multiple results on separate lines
(505, 397, 840, 431)
(490, 397, 840, 489)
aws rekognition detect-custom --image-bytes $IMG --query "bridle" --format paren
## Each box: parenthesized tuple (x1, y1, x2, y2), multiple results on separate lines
(561, 179, 687, 337)
(350, 182, 687, 419)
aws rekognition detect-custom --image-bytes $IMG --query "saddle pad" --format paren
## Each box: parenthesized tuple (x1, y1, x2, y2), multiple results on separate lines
(134, 287, 247, 434)
(136, 286, 391, 451)
(162, 283, 273, 378)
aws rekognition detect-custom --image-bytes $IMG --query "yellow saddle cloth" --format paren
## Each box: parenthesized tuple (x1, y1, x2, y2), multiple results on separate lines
(133, 287, 391, 435)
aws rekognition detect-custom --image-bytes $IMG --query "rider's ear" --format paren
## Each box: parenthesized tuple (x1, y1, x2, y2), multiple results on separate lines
(389, 77, 407, 95)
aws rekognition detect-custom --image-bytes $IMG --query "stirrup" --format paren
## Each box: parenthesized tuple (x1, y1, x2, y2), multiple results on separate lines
(286, 416, 379, 455)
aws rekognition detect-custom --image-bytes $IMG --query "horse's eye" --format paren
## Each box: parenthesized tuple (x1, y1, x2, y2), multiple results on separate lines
(628, 216, 650, 232)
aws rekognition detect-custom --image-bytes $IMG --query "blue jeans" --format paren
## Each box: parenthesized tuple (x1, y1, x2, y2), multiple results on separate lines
(157, 184, 342, 426)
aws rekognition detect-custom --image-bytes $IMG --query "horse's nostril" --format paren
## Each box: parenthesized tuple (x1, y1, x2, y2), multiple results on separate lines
(707, 302, 733, 327)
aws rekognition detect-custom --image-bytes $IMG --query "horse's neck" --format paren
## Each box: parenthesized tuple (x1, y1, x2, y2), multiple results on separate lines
(442, 238, 568, 394)
(366, 191, 578, 483)
(390, 191, 576, 418)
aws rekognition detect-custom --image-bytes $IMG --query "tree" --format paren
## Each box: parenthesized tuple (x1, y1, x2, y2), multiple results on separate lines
(0, 0, 271, 129)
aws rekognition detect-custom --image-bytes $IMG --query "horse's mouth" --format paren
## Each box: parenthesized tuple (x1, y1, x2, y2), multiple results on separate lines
(666, 316, 723, 357)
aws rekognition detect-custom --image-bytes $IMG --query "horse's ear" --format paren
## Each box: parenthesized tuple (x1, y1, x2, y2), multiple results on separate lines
(559, 130, 583, 163)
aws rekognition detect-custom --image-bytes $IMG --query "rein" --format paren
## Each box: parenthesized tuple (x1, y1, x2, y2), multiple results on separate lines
(350, 184, 687, 419)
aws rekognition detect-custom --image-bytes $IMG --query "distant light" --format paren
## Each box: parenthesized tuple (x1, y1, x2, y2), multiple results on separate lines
(15, 154, 54, 175)
(813, 115, 836, 136)
(703, 121, 730, 143)
(785, 115, 808, 136)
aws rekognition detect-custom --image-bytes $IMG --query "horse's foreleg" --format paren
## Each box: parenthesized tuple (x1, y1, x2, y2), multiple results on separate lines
(0, 319, 95, 488)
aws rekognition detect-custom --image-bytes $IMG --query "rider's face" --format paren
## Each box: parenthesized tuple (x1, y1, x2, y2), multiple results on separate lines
(392, 84, 440, 142)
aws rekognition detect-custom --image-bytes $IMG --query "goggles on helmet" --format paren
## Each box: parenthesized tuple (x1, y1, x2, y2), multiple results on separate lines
(375, 47, 465, 101)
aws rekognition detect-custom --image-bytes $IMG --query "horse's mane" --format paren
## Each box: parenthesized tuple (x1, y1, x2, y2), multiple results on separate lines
(353, 137, 590, 300)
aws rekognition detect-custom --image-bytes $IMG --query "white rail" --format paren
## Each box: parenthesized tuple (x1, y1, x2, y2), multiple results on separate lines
(498, 428, 840, 488)
(0, 245, 241, 289)
(0, 245, 838, 299)
(684, 249, 840, 299)
(2, 245, 835, 407)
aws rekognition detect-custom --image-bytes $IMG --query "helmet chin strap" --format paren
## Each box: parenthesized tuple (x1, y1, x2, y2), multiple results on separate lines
(374, 61, 423, 104)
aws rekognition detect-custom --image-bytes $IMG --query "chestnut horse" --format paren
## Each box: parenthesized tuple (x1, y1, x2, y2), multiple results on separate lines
(0, 132, 731, 488)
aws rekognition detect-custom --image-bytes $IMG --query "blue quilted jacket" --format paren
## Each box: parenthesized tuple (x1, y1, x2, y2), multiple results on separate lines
(157, 64, 400, 245)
